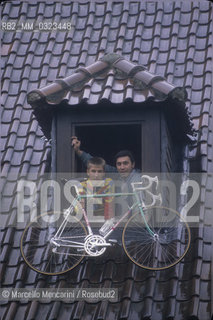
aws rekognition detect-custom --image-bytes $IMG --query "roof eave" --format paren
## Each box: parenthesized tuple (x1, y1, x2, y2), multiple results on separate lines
(27, 53, 188, 107)
(27, 53, 194, 139)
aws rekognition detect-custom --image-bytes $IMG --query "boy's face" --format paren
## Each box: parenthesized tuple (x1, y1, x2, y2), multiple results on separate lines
(87, 165, 105, 180)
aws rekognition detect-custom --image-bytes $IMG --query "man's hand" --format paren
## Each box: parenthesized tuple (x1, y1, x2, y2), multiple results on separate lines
(71, 136, 83, 156)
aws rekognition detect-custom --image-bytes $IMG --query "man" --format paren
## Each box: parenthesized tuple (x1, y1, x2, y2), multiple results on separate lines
(71, 136, 142, 207)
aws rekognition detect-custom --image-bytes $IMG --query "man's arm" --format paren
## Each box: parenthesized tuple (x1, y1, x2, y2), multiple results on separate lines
(71, 136, 117, 173)
(79, 151, 93, 168)
(71, 136, 91, 168)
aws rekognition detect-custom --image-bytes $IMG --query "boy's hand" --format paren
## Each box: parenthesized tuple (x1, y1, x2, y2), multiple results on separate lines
(71, 136, 82, 156)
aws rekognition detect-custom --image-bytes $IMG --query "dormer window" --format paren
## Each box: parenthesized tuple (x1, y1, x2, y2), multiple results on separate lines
(28, 53, 194, 174)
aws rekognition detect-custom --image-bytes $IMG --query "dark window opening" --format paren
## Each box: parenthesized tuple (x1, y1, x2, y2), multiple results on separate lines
(74, 124, 142, 172)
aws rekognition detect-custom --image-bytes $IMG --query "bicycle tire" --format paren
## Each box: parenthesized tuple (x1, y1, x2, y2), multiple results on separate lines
(20, 211, 88, 275)
(122, 206, 191, 270)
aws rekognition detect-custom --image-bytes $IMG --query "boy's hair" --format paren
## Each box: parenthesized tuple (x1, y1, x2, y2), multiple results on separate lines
(114, 150, 135, 164)
(87, 157, 106, 169)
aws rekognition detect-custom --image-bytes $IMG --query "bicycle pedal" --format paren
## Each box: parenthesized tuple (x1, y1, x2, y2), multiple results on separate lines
(108, 239, 118, 244)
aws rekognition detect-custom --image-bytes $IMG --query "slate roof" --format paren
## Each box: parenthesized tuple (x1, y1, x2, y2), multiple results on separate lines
(1, 1, 213, 320)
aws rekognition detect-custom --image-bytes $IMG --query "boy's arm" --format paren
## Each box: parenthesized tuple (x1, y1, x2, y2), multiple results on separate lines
(104, 179, 115, 219)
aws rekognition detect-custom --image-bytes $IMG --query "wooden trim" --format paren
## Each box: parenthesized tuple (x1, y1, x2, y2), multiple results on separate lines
(142, 109, 161, 172)
(56, 112, 72, 172)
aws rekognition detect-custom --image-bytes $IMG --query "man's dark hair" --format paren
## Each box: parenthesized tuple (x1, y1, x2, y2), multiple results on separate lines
(114, 150, 135, 164)
(87, 157, 106, 169)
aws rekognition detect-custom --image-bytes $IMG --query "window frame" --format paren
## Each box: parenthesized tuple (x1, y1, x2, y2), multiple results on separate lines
(54, 105, 161, 173)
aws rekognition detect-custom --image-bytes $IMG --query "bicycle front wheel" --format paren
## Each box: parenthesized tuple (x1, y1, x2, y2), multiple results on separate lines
(122, 206, 191, 270)
(21, 211, 88, 275)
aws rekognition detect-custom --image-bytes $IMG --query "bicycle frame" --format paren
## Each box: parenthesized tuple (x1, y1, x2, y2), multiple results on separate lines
(80, 191, 156, 238)
(21, 175, 191, 274)
(52, 190, 157, 252)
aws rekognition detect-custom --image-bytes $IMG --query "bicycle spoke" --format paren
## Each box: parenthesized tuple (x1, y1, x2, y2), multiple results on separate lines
(122, 206, 191, 270)
(21, 212, 88, 275)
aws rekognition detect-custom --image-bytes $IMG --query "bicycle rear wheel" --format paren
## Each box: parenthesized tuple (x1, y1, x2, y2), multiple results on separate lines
(122, 206, 191, 270)
(21, 211, 87, 275)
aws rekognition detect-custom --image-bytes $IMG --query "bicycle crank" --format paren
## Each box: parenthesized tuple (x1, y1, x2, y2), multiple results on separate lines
(84, 235, 111, 257)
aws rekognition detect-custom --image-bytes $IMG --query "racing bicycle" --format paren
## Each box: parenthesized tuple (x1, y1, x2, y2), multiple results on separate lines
(20, 175, 191, 275)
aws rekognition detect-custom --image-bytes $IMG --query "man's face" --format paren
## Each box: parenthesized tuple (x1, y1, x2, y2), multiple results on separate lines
(87, 165, 105, 180)
(116, 156, 135, 178)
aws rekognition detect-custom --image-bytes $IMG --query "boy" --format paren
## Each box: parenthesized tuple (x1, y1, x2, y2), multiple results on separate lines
(79, 157, 114, 221)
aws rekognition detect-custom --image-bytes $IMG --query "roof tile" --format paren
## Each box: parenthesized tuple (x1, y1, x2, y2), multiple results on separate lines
(28, 40, 39, 54)
(12, 56, 25, 68)
(47, 302, 63, 320)
(2, 32, 14, 47)
(23, 53, 33, 66)
(3, 65, 13, 78)
(119, 299, 132, 318)
(203, 207, 213, 227)
(1, 2, 212, 319)
(10, 68, 23, 82)
(36, 32, 48, 44)
(7, 248, 21, 266)
(201, 262, 211, 280)
(198, 302, 211, 320)
(2, 147, 15, 163)
(128, 302, 145, 320)
(72, 300, 85, 319)
(30, 55, 43, 68)
(135, 22, 143, 37)
(1, 123, 10, 137)
(16, 43, 29, 55)
(177, 278, 200, 301)
(2, 1, 10, 14)
(202, 243, 212, 261)
(197, 24, 210, 38)
(9, 3, 20, 18)
(46, 68, 58, 82)
(2, 265, 18, 285)
(2, 109, 14, 123)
